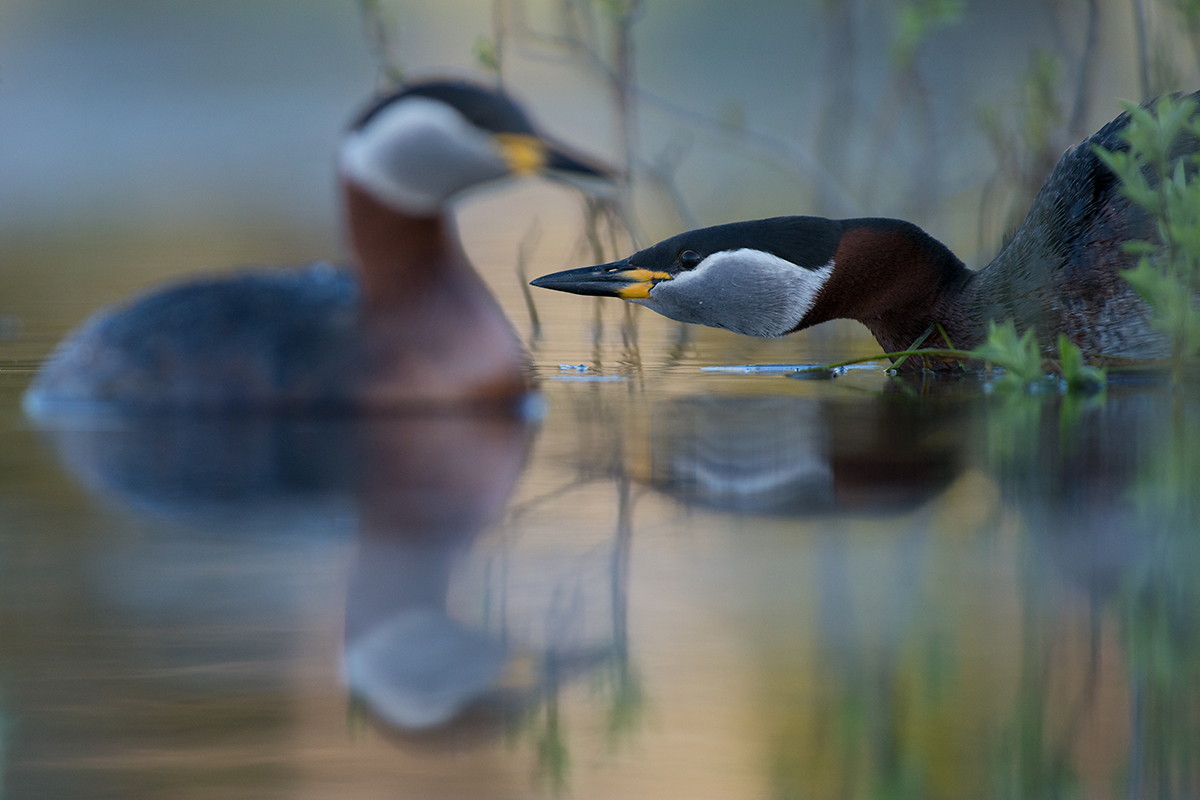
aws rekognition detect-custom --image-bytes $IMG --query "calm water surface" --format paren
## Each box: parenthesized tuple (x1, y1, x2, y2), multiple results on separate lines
(1, 315, 1198, 800)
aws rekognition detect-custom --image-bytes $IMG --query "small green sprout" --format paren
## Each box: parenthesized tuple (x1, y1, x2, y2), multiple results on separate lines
(966, 322, 1105, 393)
(1057, 333, 1107, 391)
(971, 320, 1046, 389)
(473, 36, 500, 74)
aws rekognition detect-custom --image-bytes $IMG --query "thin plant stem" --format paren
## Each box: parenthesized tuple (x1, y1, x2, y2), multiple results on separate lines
(1068, 0, 1099, 137)
(1132, 0, 1151, 100)
(890, 324, 936, 371)
(357, 0, 405, 86)
(935, 322, 957, 349)
(790, 348, 977, 373)
(515, 219, 544, 344)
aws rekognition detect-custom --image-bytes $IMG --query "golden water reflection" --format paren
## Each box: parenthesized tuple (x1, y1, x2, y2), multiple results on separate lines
(4, 369, 1200, 798)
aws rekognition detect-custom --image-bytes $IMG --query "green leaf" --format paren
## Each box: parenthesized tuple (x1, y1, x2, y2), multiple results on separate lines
(971, 320, 1046, 388)
(1102, 95, 1200, 374)
(472, 36, 500, 73)
(1057, 334, 1106, 391)
(1123, 241, 1161, 255)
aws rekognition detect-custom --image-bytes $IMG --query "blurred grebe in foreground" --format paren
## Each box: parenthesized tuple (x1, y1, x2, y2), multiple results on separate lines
(532, 96, 1196, 366)
(24, 81, 610, 415)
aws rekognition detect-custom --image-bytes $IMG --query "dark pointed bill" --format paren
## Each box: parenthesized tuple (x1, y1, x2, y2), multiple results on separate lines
(543, 140, 615, 180)
(530, 261, 671, 300)
(494, 134, 615, 185)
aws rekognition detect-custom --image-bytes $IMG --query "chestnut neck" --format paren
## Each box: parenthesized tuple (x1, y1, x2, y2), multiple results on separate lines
(800, 218, 976, 353)
(341, 178, 469, 311)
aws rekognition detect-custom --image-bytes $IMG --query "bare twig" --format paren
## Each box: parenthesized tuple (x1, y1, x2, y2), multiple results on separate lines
(1132, 0, 1152, 100)
(608, 0, 646, 247)
(611, 466, 633, 661)
(1068, 0, 1100, 137)
(515, 219, 544, 344)
(492, 0, 509, 83)
(814, 0, 858, 212)
(503, 1, 859, 217)
(632, 132, 700, 230)
(634, 87, 860, 217)
(504, 475, 594, 521)
(357, 0, 406, 88)
(862, 67, 924, 216)
(977, 172, 1000, 265)
(1042, 0, 1071, 58)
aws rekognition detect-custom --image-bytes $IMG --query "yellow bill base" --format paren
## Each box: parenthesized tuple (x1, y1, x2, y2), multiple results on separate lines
(615, 269, 671, 299)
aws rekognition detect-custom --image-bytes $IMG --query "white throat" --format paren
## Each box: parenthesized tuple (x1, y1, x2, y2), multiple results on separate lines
(644, 249, 835, 337)
(338, 97, 506, 215)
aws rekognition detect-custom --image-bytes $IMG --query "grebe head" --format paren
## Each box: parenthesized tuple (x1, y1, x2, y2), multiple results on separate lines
(530, 217, 843, 337)
(339, 81, 611, 216)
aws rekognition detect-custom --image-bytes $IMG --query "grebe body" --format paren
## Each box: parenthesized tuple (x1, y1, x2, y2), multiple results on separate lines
(26, 81, 610, 415)
(532, 96, 1191, 364)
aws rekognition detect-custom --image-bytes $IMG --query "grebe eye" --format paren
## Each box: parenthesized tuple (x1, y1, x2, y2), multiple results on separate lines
(679, 250, 702, 269)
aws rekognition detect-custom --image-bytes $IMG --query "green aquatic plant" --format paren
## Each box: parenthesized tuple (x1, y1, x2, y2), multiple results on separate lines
(969, 322, 1106, 393)
(1094, 94, 1200, 382)
(971, 320, 1045, 389)
(1056, 333, 1107, 393)
(1056, 334, 1108, 427)
(793, 319, 1105, 394)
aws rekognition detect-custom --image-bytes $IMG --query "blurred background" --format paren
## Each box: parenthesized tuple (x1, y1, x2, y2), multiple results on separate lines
(2, 0, 1193, 356)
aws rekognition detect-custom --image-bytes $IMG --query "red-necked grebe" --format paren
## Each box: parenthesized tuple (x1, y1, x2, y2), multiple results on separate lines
(25, 81, 611, 414)
(533, 94, 1200, 366)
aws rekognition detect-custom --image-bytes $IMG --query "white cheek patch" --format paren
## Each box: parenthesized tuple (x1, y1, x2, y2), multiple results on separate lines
(338, 97, 502, 214)
(651, 249, 834, 337)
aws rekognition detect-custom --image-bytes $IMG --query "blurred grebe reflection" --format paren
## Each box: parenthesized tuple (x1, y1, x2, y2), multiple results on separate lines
(30, 379, 1185, 752)
(33, 408, 583, 735)
(341, 413, 531, 731)
(982, 385, 1171, 600)
(638, 384, 1176, 600)
(645, 392, 967, 515)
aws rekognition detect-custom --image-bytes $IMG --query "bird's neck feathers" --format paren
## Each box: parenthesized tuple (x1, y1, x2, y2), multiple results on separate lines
(798, 218, 974, 352)
(342, 178, 472, 311)
(340, 176, 531, 404)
